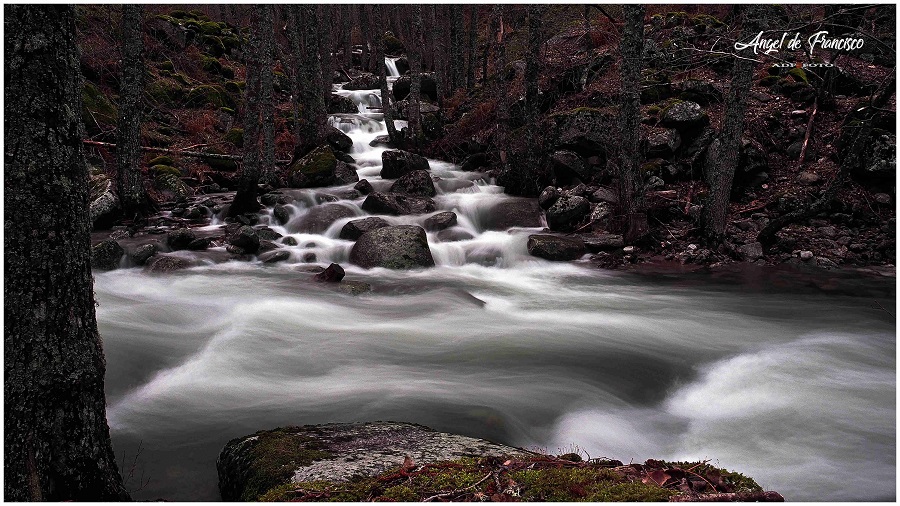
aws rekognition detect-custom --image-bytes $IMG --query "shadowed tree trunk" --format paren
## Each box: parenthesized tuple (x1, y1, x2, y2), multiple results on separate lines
(701, 6, 759, 244)
(492, 5, 509, 167)
(342, 5, 352, 70)
(618, 4, 649, 244)
(359, 5, 371, 73)
(466, 6, 478, 90)
(448, 5, 465, 94)
(5, 5, 130, 501)
(230, 5, 266, 216)
(407, 5, 424, 149)
(116, 4, 151, 220)
(291, 5, 326, 158)
(319, 5, 335, 102)
(259, 5, 276, 187)
(375, 5, 400, 147)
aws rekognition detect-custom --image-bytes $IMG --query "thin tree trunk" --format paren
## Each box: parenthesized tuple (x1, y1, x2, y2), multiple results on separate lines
(5, 5, 129, 500)
(292, 5, 326, 157)
(259, 5, 276, 187)
(492, 5, 509, 166)
(375, 6, 400, 147)
(319, 5, 335, 102)
(583, 5, 593, 50)
(230, 5, 265, 216)
(466, 6, 478, 90)
(701, 7, 758, 243)
(342, 5, 352, 70)
(407, 5, 424, 149)
(448, 5, 464, 94)
(618, 5, 649, 244)
(116, 4, 151, 219)
(359, 5, 371, 73)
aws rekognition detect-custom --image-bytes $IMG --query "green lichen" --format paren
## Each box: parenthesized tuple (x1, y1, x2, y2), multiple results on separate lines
(200, 54, 223, 74)
(151, 164, 181, 177)
(239, 428, 333, 501)
(223, 128, 244, 147)
(82, 82, 118, 125)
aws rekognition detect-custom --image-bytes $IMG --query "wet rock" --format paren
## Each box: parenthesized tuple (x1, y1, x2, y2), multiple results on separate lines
(545, 195, 590, 232)
(549, 150, 590, 183)
(381, 149, 430, 179)
(260, 250, 290, 264)
(349, 225, 435, 269)
(258, 240, 279, 254)
(217, 422, 528, 501)
(187, 238, 210, 251)
(302, 252, 317, 262)
(327, 94, 358, 114)
(369, 135, 393, 148)
(361, 192, 436, 215)
(343, 72, 380, 90)
(295, 203, 357, 234)
(325, 126, 353, 153)
(273, 205, 291, 225)
(527, 234, 587, 261)
(334, 280, 372, 295)
(228, 225, 260, 254)
(539, 186, 561, 210)
(282, 236, 299, 246)
(424, 211, 457, 231)
(288, 146, 338, 188)
(91, 239, 124, 271)
(459, 152, 489, 172)
(166, 227, 196, 251)
(145, 254, 193, 273)
(354, 179, 374, 195)
(389, 170, 436, 197)
(483, 199, 543, 230)
(660, 100, 709, 130)
(314, 263, 345, 282)
(340, 217, 391, 240)
(583, 234, 624, 252)
(256, 227, 283, 241)
(738, 241, 764, 261)
(437, 228, 475, 242)
(130, 243, 158, 265)
(333, 161, 360, 185)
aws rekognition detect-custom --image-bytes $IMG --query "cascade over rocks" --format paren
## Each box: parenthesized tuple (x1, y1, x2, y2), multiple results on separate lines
(349, 225, 435, 269)
(333, 161, 360, 185)
(167, 227, 196, 250)
(339, 217, 390, 240)
(314, 263, 345, 282)
(527, 234, 587, 261)
(381, 149, 430, 179)
(343, 72, 381, 90)
(354, 179, 374, 195)
(327, 94, 358, 114)
(294, 203, 358, 233)
(361, 192, 436, 215)
(389, 169, 436, 197)
(130, 243, 159, 265)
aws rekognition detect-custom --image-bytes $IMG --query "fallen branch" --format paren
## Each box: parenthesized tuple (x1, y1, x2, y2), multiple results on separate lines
(669, 490, 785, 502)
(422, 472, 494, 502)
(82, 140, 292, 165)
(798, 98, 818, 165)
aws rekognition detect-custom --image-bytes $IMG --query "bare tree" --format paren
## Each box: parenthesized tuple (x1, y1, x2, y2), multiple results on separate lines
(492, 5, 509, 166)
(259, 5, 276, 187)
(466, 6, 478, 90)
(407, 5, 424, 149)
(617, 4, 649, 244)
(5, 5, 130, 500)
(116, 4, 151, 219)
(375, 5, 401, 147)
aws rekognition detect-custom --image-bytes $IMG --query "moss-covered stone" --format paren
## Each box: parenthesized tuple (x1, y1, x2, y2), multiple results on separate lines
(383, 31, 405, 55)
(221, 34, 243, 52)
(154, 172, 191, 199)
(202, 147, 238, 171)
(203, 35, 226, 57)
(224, 80, 245, 94)
(151, 164, 181, 177)
(787, 67, 809, 84)
(148, 155, 175, 167)
(223, 128, 244, 147)
(200, 54, 223, 74)
(146, 79, 187, 105)
(288, 146, 338, 188)
(82, 82, 118, 126)
(185, 84, 234, 109)
(168, 9, 195, 20)
(759, 75, 780, 87)
(200, 20, 224, 36)
(157, 59, 175, 71)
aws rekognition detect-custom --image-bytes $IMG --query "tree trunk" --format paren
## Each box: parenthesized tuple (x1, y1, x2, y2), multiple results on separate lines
(700, 7, 758, 244)
(448, 5, 464, 94)
(230, 5, 265, 217)
(292, 5, 326, 158)
(407, 5, 424, 149)
(116, 4, 151, 220)
(466, 6, 478, 90)
(618, 5, 649, 244)
(492, 5, 509, 167)
(375, 6, 400, 147)
(319, 5, 335, 102)
(583, 5, 593, 50)
(359, 5, 371, 73)
(5, 5, 129, 501)
(259, 5, 277, 187)
(342, 5, 352, 70)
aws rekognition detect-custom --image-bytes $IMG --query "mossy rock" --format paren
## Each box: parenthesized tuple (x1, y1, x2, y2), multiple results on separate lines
(199, 20, 224, 36)
(223, 128, 244, 147)
(787, 67, 809, 84)
(183, 19, 202, 32)
(189, 9, 211, 21)
(203, 35, 226, 57)
(759, 75, 780, 87)
(157, 59, 175, 71)
(151, 164, 181, 177)
(383, 32, 405, 55)
(146, 79, 187, 105)
(691, 13, 725, 32)
(168, 10, 195, 20)
(82, 82, 118, 125)
(200, 54, 223, 74)
(154, 172, 191, 199)
(224, 80, 245, 94)
(148, 155, 175, 166)
(221, 66, 235, 79)
(646, 105, 662, 116)
(664, 11, 688, 28)
(185, 84, 234, 109)
(202, 147, 238, 171)
(221, 35, 243, 52)
(288, 146, 338, 187)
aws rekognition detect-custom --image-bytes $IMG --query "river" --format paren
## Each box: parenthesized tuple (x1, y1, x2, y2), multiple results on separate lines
(98, 59, 895, 501)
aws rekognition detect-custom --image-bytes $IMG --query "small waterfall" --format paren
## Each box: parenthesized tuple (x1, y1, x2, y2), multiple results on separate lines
(385, 58, 400, 77)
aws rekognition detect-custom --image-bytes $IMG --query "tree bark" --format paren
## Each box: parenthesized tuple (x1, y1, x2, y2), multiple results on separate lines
(342, 5, 352, 70)
(375, 6, 400, 147)
(448, 5, 465, 94)
(116, 4, 151, 219)
(5, 5, 130, 501)
(292, 5, 326, 158)
(230, 5, 265, 217)
(259, 5, 277, 187)
(466, 6, 478, 90)
(319, 5, 335, 103)
(701, 7, 759, 244)
(407, 5, 424, 149)
(492, 5, 509, 167)
(618, 5, 649, 244)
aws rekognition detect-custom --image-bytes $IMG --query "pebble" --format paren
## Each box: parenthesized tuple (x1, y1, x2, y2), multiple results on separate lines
(800, 250, 814, 261)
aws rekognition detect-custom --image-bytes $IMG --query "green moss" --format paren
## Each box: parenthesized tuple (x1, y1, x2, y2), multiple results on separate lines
(787, 67, 809, 84)
(662, 461, 762, 494)
(154, 172, 190, 199)
(148, 155, 174, 166)
(759, 75, 780, 87)
(203, 35, 226, 57)
(239, 428, 333, 501)
(691, 14, 725, 30)
(146, 79, 186, 104)
(151, 164, 181, 176)
(664, 11, 688, 28)
(200, 54, 223, 74)
(382, 485, 419, 501)
(202, 147, 238, 171)
(157, 59, 175, 71)
(512, 468, 675, 501)
(168, 10, 195, 20)
(383, 31, 405, 55)
(290, 145, 337, 177)
(185, 84, 234, 109)
(646, 105, 662, 116)
(220, 106, 236, 115)
(82, 82, 118, 125)
(223, 128, 244, 147)
(200, 20, 224, 36)
(221, 35, 243, 52)
(225, 80, 245, 94)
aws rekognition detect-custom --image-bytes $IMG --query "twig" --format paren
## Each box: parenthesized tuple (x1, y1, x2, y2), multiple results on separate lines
(82, 139, 292, 165)
(422, 472, 494, 502)
(798, 98, 818, 165)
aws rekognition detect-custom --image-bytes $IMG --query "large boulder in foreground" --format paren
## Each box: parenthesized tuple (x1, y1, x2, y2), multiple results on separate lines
(349, 225, 435, 269)
(527, 234, 587, 261)
(381, 149, 430, 179)
(217, 422, 529, 501)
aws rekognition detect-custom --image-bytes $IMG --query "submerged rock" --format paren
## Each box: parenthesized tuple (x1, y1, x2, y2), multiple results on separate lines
(228, 225, 260, 254)
(217, 421, 529, 501)
(527, 234, 587, 261)
(130, 243, 158, 265)
(144, 254, 194, 273)
(167, 227, 196, 251)
(349, 225, 435, 269)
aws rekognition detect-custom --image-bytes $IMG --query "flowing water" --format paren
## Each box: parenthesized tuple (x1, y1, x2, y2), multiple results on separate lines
(99, 61, 895, 501)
